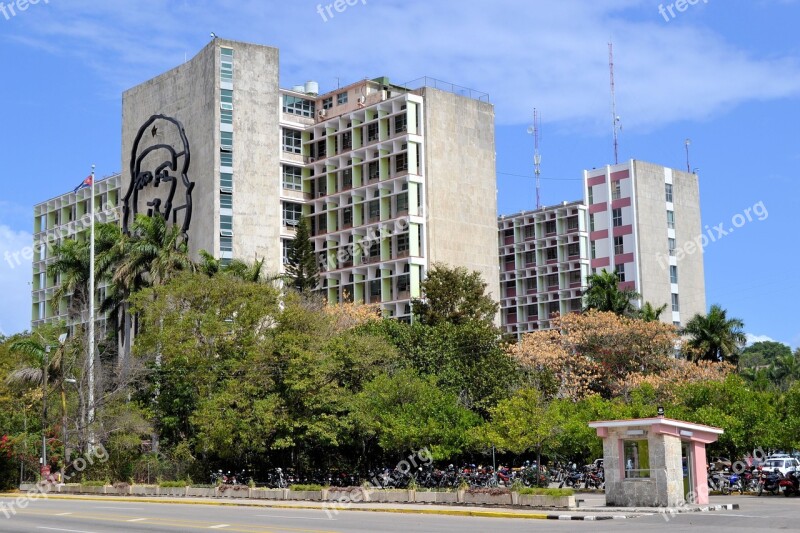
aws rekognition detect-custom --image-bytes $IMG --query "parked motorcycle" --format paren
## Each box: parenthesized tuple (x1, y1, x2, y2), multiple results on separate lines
(758, 468, 783, 496)
(779, 469, 799, 497)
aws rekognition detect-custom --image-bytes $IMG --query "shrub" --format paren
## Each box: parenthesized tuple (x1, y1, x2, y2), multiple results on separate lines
(516, 487, 574, 497)
(81, 480, 109, 487)
(289, 484, 324, 491)
(159, 480, 188, 488)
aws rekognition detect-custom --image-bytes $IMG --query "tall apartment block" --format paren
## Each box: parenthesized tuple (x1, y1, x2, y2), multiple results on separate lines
(32, 38, 500, 327)
(31, 175, 122, 329)
(585, 160, 706, 326)
(498, 201, 589, 337)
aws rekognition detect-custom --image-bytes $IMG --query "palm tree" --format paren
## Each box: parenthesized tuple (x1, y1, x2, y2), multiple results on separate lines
(582, 269, 640, 316)
(683, 305, 746, 364)
(638, 302, 668, 322)
(197, 250, 271, 283)
(770, 353, 800, 391)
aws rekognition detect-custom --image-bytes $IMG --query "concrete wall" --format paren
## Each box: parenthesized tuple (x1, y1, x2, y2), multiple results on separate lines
(122, 41, 218, 260)
(422, 89, 500, 314)
(632, 161, 705, 325)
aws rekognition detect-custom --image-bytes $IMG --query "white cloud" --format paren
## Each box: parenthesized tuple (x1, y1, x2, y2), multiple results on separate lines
(0, 225, 33, 336)
(745, 333, 777, 346)
(7, 0, 800, 131)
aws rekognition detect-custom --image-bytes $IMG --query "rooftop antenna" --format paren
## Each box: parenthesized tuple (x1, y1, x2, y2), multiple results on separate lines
(609, 42, 621, 165)
(527, 109, 543, 209)
(685, 138, 692, 172)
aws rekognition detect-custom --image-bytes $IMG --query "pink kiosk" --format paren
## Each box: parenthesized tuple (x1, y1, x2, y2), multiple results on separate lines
(589, 414, 723, 506)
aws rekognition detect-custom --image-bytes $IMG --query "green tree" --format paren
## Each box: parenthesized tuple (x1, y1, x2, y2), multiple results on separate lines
(683, 304, 746, 364)
(479, 388, 563, 474)
(582, 269, 640, 316)
(197, 250, 272, 284)
(637, 302, 668, 322)
(411, 263, 498, 326)
(285, 217, 319, 293)
(770, 352, 800, 392)
(739, 341, 792, 369)
(351, 369, 482, 460)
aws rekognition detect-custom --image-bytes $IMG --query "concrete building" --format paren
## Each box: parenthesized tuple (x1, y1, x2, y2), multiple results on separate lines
(498, 201, 589, 337)
(31, 175, 122, 329)
(32, 39, 500, 326)
(585, 160, 706, 327)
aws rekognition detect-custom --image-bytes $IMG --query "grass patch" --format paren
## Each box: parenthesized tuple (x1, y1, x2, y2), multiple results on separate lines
(289, 484, 324, 491)
(516, 487, 574, 497)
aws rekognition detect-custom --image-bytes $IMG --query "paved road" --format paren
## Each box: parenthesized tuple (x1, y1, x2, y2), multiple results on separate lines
(0, 494, 797, 532)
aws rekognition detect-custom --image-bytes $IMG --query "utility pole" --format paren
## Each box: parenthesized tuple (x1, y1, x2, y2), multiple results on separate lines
(609, 43, 621, 165)
(685, 138, 692, 172)
(42, 346, 49, 477)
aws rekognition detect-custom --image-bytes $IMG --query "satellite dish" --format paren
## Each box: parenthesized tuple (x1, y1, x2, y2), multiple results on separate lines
(526, 126, 534, 134)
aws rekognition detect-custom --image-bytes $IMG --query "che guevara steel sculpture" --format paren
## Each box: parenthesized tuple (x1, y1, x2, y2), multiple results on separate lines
(122, 114, 194, 240)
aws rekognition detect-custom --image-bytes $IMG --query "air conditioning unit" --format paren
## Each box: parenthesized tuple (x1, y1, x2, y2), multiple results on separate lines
(318, 109, 326, 118)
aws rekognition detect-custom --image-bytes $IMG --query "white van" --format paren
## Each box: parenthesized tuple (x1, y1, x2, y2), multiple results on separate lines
(763, 457, 800, 476)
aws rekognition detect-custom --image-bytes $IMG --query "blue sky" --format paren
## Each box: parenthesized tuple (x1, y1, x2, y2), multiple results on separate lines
(0, 0, 798, 347)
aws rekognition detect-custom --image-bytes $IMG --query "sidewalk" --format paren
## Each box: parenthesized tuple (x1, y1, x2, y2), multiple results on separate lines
(0, 491, 739, 521)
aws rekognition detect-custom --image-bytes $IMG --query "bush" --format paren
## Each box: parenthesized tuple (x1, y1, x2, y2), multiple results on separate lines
(515, 487, 574, 497)
(465, 487, 510, 495)
(159, 480, 188, 488)
(289, 484, 324, 491)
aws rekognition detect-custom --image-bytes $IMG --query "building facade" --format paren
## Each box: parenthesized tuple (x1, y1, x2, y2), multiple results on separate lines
(32, 39, 500, 326)
(585, 160, 706, 327)
(498, 201, 589, 337)
(31, 175, 122, 329)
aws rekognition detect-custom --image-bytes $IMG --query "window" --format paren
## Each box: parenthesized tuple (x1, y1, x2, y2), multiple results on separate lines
(283, 202, 303, 226)
(667, 210, 675, 229)
(394, 113, 407, 134)
(337, 91, 348, 105)
(220, 131, 233, 150)
(395, 153, 408, 173)
(668, 238, 676, 256)
(368, 200, 380, 221)
(282, 239, 291, 265)
(569, 270, 581, 285)
(221, 89, 233, 107)
(525, 251, 535, 265)
(624, 440, 650, 479)
(614, 236, 624, 255)
(220, 192, 233, 210)
(342, 206, 353, 227)
(525, 278, 536, 292)
(665, 183, 673, 203)
(220, 151, 233, 167)
(368, 161, 379, 181)
(322, 97, 333, 110)
(670, 265, 678, 284)
(367, 123, 379, 142)
(220, 214, 233, 232)
(545, 220, 556, 234)
(589, 214, 595, 232)
(397, 233, 410, 253)
(283, 95, 315, 118)
(616, 265, 626, 282)
(282, 165, 303, 191)
(591, 241, 596, 260)
(567, 216, 579, 231)
(524, 225, 535, 239)
(316, 140, 327, 159)
(396, 192, 409, 213)
(612, 180, 621, 201)
(546, 247, 557, 261)
(282, 129, 302, 154)
(672, 293, 680, 312)
(220, 235, 233, 253)
(568, 243, 580, 257)
(612, 208, 622, 227)
(546, 274, 558, 288)
(397, 274, 410, 292)
(342, 131, 352, 151)
(587, 186, 594, 204)
(220, 172, 233, 191)
(220, 48, 233, 82)
(342, 168, 353, 190)
(221, 108, 232, 125)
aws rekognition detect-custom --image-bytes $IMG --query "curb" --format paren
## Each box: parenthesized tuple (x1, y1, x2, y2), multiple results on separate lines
(0, 493, 641, 521)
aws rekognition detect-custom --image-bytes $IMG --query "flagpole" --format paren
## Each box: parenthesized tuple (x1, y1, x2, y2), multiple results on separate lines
(87, 165, 96, 453)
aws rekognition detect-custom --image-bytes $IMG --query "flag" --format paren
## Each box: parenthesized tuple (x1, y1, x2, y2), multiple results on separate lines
(74, 175, 93, 192)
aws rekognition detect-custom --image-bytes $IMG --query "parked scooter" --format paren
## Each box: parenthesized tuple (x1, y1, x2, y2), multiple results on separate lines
(779, 469, 799, 497)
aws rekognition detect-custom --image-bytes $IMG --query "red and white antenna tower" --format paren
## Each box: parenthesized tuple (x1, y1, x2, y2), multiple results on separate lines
(609, 42, 621, 165)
